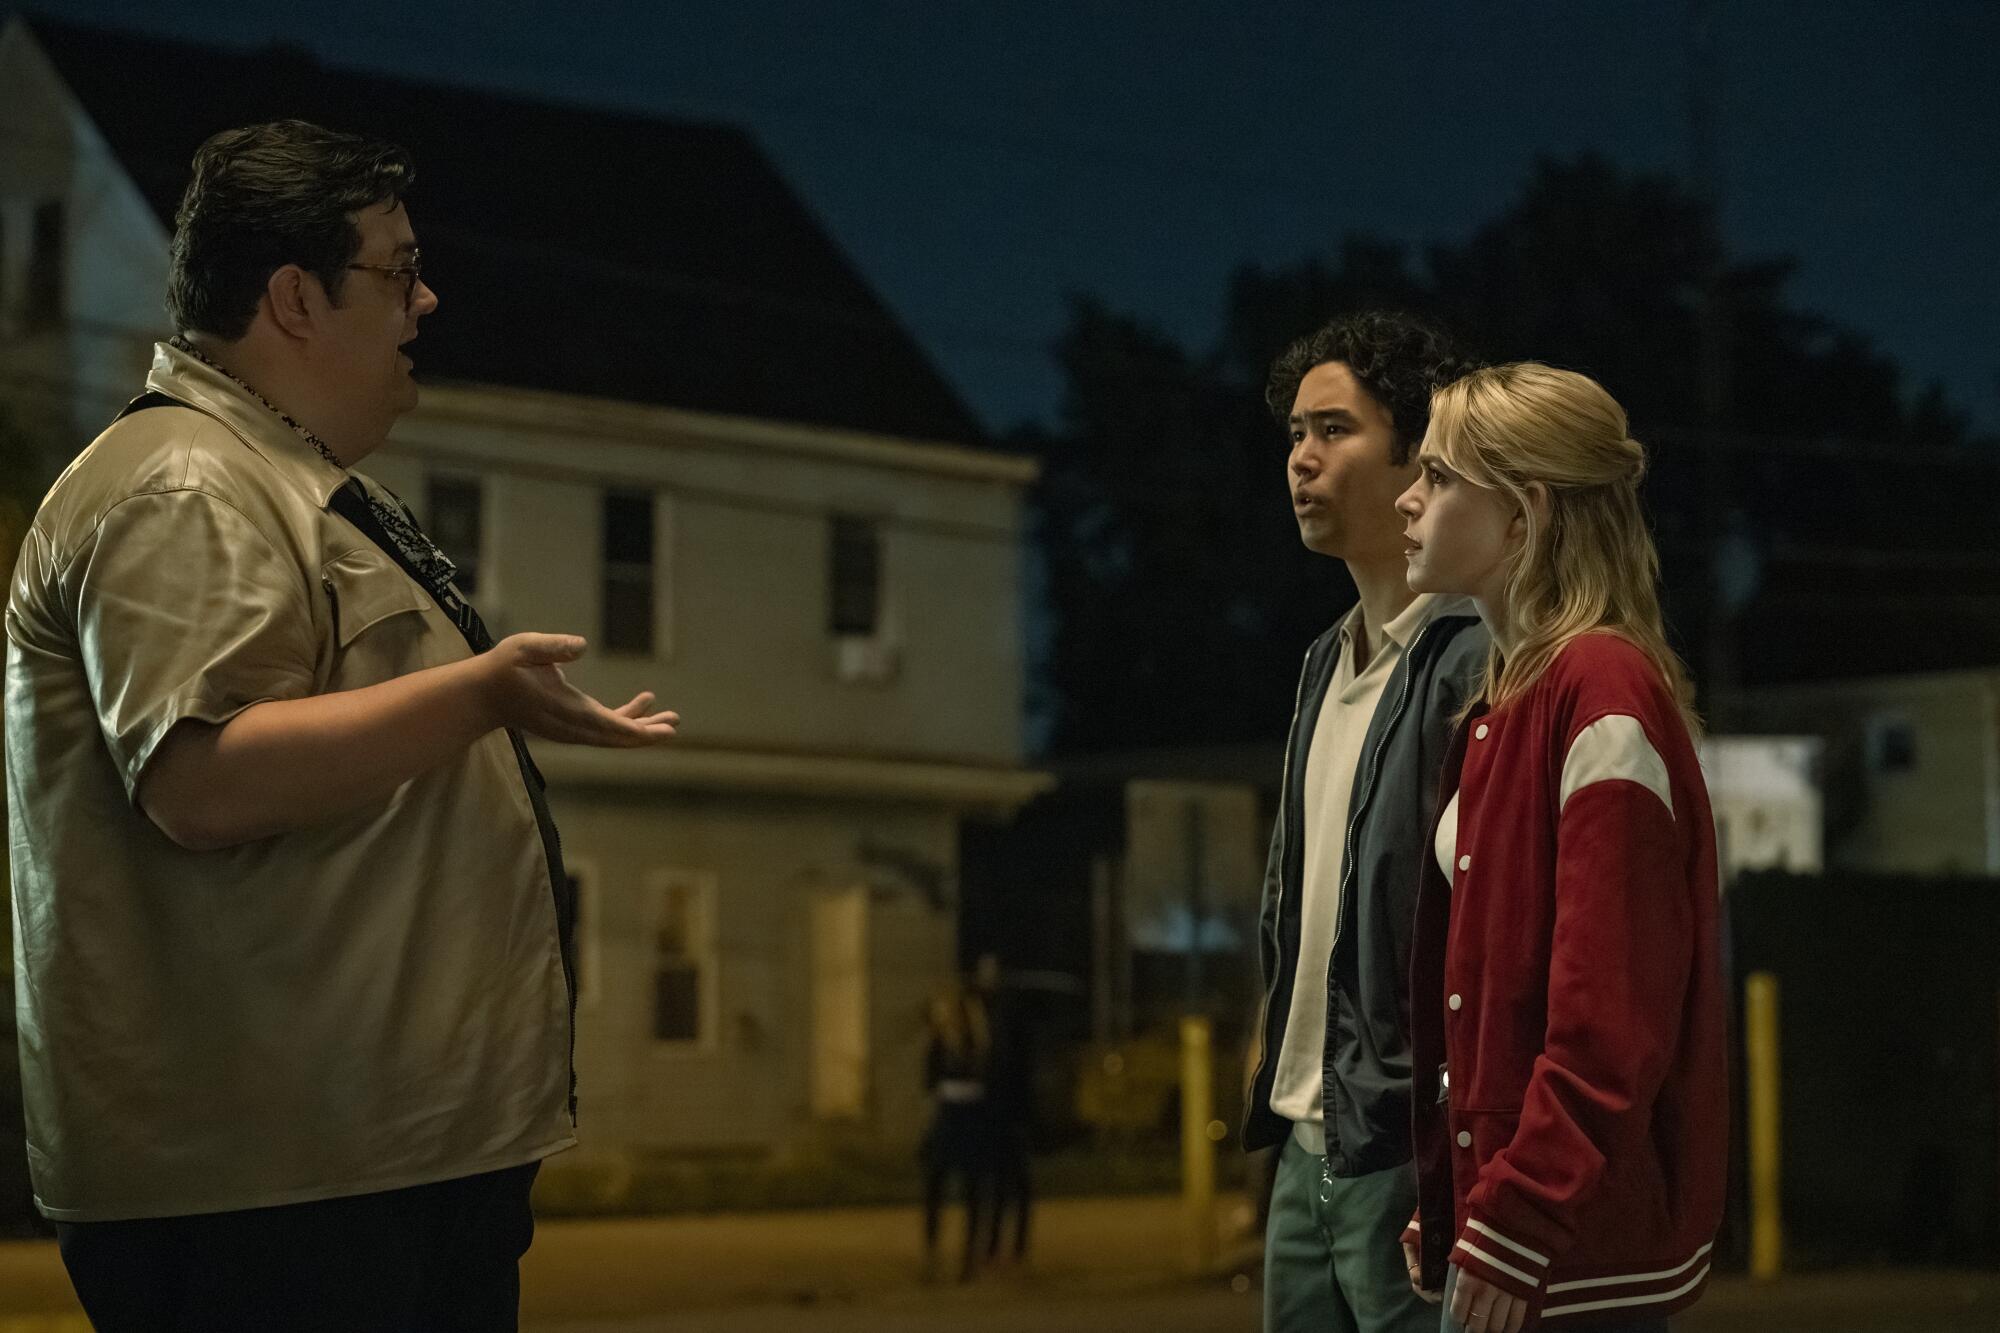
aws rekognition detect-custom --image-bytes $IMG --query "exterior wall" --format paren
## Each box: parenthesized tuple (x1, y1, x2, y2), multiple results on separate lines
(362, 391, 1038, 1161)
(0, 17, 1042, 1174)
(553, 787, 956, 1158)
(374, 385, 1033, 766)
(1737, 671, 2000, 876)
(0, 21, 167, 467)
(1699, 737, 1822, 877)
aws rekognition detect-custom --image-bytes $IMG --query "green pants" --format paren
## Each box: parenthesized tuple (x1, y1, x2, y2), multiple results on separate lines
(1264, 1133, 1435, 1333)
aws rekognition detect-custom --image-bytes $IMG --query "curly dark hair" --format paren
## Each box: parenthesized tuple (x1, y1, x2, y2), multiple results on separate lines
(1265, 310, 1479, 464)
(167, 120, 415, 340)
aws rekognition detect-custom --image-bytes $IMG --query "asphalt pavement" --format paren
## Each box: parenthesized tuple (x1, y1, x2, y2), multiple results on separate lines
(3, 1194, 1995, 1331)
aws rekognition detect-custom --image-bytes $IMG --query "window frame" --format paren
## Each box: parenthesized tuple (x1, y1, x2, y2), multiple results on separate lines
(827, 514, 883, 639)
(601, 487, 660, 658)
(646, 867, 718, 1052)
(425, 472, 488, 600)
(565, 857, 603, 1012)
(25, 199, 65, 330)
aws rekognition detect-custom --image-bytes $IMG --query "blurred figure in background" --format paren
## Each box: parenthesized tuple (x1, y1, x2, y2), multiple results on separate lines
(972, 953, 1034, 1268)
(921, 984, 993, 1282)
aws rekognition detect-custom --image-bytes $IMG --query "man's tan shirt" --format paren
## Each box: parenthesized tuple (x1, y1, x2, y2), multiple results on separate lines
(4, 343, 574, 1221)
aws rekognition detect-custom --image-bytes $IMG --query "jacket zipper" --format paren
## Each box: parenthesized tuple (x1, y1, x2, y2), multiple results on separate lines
(1317, 617, 1442, 1145)
(1329, 617, 1439, 959)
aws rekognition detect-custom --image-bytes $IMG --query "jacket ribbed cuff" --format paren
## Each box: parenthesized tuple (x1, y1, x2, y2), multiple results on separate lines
(1451, 1212, 1553, 1303)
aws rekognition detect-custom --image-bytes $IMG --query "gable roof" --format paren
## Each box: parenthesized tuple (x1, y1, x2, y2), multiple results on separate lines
(19, 14, 986, 445)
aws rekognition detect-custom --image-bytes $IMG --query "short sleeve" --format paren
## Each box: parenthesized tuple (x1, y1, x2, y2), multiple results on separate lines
(72, 489, 318, 800)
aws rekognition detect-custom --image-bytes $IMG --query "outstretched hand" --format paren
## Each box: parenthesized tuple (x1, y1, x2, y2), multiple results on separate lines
(478, 633, 679, 748)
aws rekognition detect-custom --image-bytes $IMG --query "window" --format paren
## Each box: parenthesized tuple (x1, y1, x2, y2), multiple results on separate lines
(565, 862, 601, 1009)
(26, 200, 63, 329)
(426, 476, 484, 596)
(602, 489, 655, 655)
(1868, 714, 1917, 774)
(828, 516, 880, 637)
(651, 871, 715, 1045)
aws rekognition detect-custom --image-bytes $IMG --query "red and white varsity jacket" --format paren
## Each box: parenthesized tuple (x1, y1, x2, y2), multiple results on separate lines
(1404, 632, 1729, 1328)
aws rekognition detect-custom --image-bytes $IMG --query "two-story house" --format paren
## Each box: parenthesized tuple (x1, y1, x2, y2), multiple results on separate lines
(0, 15, 1050, 1187)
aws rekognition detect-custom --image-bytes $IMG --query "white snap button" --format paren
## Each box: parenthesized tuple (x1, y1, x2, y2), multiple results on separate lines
(1448, 994, 1462, 1011)
(1457, 1131, 1472, 1148)
(1475, 724, 1489, 740)
(1457, 855, 1471, 871)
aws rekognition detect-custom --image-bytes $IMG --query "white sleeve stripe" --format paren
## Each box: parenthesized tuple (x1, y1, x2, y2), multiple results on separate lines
(1543, 1263, 1711, 1318)
(1545, 1242, 1714, 1293)
(1559, 714, 1673, 818)
(1465, 1218, 1551, 1267)
(1452, 1240, 1542, 1289)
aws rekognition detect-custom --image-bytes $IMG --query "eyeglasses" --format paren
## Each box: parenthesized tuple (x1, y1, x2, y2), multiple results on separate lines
(346, 248, 423, 308)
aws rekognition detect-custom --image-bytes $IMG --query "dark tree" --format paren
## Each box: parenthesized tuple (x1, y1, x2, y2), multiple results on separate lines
(1033, 154, 1989, 755)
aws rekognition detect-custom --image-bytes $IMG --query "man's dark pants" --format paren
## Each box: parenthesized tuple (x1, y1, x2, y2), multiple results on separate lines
(55, 1161, 539, 1332)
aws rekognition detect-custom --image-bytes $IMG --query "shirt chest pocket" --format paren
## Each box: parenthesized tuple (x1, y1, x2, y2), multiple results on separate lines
(321, 550, 447, 683)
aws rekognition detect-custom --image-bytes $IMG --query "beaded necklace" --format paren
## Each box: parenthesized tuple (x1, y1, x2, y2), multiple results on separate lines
(168, 336, 464, 600)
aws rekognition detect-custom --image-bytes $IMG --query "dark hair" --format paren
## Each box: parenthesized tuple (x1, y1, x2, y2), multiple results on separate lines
(1265, 310, 1478, 465)
(167, 120, 416, 340)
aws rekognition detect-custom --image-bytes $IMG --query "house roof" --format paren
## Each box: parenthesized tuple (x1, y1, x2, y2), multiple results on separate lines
(20, 15, 987, 445)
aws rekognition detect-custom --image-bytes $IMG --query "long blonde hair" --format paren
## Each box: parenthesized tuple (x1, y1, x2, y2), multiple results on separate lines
(1427, 362, 1700, 732)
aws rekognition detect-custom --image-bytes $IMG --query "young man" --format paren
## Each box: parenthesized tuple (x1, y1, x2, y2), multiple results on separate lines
(1244, 311, 1485, 1332)
(5, 121, 678, 1331)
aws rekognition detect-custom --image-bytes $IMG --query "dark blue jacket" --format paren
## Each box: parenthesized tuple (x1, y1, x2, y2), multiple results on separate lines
(1244, 596, 1488, 1176)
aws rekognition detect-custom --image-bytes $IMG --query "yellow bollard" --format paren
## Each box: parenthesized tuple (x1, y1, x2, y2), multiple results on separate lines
(1180, 1015, 1218, 1274)
(1745, 972, 1783, 1279)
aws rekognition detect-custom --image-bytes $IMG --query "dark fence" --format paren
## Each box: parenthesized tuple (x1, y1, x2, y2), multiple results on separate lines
(1729, 870, 2000, 1266)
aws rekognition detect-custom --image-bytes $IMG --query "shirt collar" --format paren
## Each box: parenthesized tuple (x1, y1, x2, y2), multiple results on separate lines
(1337, 591, 1438, 655)
(1381, 592, 1437, 649)
(145, 341, 352, 509)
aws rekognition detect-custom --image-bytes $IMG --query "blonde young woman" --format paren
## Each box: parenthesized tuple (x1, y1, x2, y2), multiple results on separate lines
(1390, 365, 1728, 1333)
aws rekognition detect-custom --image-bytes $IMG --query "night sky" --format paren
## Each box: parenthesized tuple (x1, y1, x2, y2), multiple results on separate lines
(36, 0, 2000, 435)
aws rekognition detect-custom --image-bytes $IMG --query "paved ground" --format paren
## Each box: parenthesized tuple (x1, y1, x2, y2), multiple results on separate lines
(528, 1281, 1262, 1333)
(3, 1194, 1995, 1331)
(525, 1269, 2000, 1333)
(515, 1193, 1207, 1323)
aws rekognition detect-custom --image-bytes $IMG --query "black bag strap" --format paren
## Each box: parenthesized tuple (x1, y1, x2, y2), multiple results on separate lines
(327, 483, 574, 1020)
(328, 481, 494, 658)
(114, 390, 185, 420)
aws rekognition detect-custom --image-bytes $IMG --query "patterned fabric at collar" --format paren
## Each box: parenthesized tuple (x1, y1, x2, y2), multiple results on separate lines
(145, 341, 349, 508)
(167, 335, 348, 470)
(339, 481, 464, 610)
(144, 342, 462, 598)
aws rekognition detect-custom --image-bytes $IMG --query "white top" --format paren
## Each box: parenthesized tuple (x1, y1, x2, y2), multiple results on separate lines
(1271, 595, 1435, 1152)
(1435, 790, 1461, 881)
